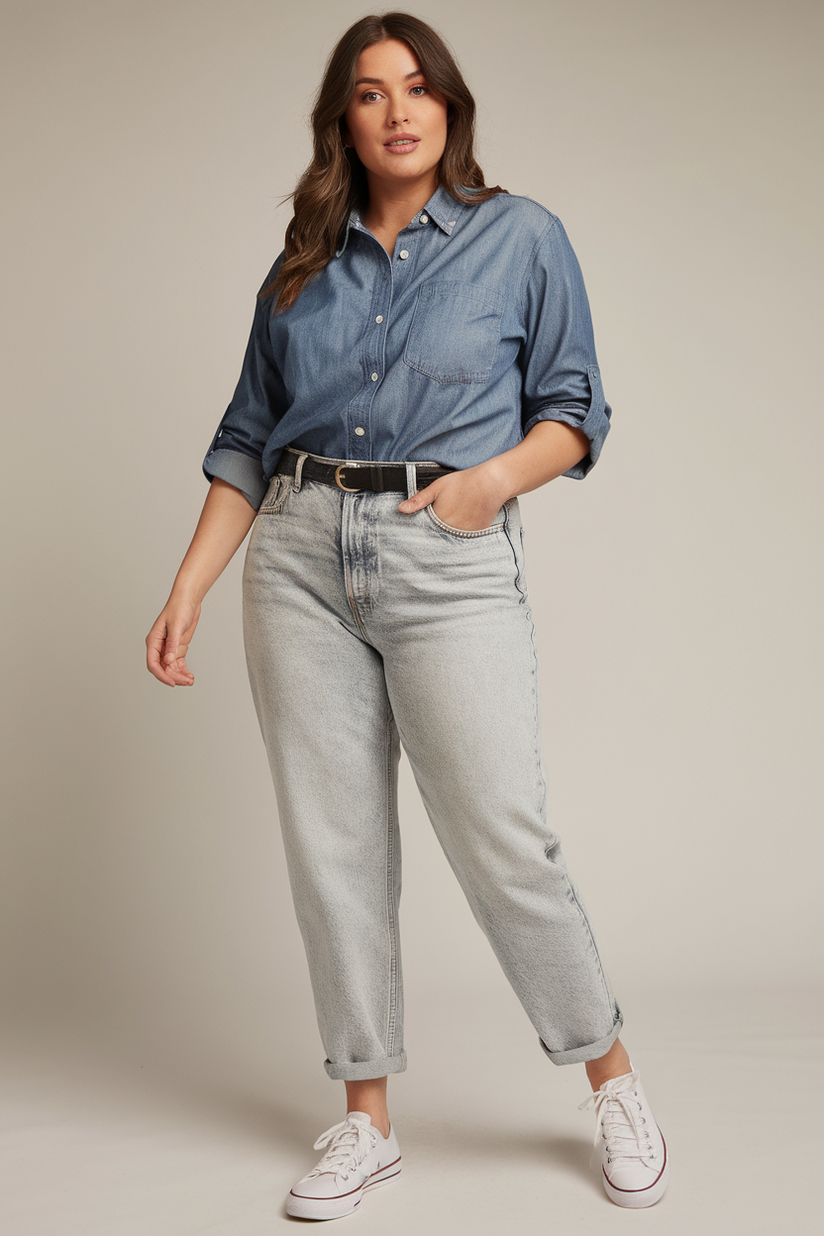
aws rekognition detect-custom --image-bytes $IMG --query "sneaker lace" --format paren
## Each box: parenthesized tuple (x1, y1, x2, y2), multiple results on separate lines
(578, 1071, 656, 1167)
(307, 1117, 378, 1182)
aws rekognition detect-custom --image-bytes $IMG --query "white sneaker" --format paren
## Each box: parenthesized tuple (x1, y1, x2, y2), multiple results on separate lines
(579, 1070, 668, 1208)
(286, 1111, 402, 1220)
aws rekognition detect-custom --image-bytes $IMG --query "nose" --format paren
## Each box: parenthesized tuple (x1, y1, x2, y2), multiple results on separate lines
(389, 98, 409, 126)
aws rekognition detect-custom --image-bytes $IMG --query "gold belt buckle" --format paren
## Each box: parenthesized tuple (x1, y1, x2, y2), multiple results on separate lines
(334, 464, 362, 492)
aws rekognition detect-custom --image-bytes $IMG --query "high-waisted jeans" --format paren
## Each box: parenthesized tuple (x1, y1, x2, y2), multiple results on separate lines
(242, 450, 623, 1081)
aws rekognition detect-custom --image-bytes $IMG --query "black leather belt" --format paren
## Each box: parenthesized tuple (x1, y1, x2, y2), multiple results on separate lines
(275, 450, 455, 493)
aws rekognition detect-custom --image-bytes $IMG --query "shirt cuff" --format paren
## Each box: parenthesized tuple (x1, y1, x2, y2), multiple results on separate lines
(522, 364, 612, 479)
(202, 448, 269, 510)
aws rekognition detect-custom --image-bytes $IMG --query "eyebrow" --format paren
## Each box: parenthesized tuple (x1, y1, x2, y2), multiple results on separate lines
(354, 70, 425, 86)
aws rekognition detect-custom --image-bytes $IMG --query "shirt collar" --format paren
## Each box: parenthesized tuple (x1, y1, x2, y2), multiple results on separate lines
(335, 185, 464, 257)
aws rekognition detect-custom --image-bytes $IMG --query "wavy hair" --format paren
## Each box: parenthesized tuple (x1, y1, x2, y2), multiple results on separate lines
(268, 12, 506, 311)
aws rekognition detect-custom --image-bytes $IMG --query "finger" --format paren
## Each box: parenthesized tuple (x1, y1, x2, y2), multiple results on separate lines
(147, 654, 178, 687)
(161, 621, 189, 668)
(398, 479, 442, 513)
(168, 657, 195, 686)
(157, 648, 194, 687)
(164, 622, 194, 680)
(146, 626, 176, 685)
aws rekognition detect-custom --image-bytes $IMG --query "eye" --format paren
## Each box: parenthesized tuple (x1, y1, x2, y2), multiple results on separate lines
(410, 84, 427, 96)
(361, 91, 382, 103)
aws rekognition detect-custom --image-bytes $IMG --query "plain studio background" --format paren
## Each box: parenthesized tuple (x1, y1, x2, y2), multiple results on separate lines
(1, 1, 821, 1233)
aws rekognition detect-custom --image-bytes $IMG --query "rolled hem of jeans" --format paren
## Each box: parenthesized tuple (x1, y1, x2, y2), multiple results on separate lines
(323, 1051, 408, 1081)
(539, 1010, 624, 1066)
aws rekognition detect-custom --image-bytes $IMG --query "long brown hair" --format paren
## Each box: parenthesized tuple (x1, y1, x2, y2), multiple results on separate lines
(268, 12, 506, 312)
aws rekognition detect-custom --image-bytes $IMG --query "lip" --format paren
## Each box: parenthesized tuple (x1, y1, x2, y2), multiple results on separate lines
(384, 132, 420, 151)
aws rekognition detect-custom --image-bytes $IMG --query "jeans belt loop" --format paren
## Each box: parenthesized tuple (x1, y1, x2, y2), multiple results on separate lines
(292, 452, 308, 493)
(405, 462, 418, 500)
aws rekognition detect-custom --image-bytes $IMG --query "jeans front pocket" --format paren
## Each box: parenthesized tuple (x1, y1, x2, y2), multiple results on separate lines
(424, 497, 514, 538)
(258, 473, 292, 515)
(404, 281, 506, 384)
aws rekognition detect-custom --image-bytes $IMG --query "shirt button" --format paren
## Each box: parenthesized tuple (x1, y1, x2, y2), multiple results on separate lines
(419, 214, 428, 224)
(375, 315, 383, 323)
(371, 372, 379, 381)
(355, 427, 365, 436)
(399, 249, 409, 260)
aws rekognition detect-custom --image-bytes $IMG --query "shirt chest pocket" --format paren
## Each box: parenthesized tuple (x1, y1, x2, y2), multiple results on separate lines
(403, 280, 506, 385)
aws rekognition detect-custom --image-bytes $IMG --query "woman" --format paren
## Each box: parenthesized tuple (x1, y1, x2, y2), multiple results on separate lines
(146, 12, 668, 1220)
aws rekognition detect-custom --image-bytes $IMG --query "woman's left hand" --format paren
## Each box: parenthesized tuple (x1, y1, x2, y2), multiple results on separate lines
(397, 460, 510, 532)
(398, 423, 590, 530)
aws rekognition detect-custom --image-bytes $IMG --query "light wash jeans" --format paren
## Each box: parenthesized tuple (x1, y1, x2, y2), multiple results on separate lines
(242, 450, 623, 1081)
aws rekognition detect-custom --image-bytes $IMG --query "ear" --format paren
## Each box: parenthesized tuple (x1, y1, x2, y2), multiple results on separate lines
(340, 121, 352, 148)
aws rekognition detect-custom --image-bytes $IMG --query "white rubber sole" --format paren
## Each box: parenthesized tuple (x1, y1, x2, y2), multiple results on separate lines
(286, 1157, 401, 1220)
(602, 1132, 669, 1208)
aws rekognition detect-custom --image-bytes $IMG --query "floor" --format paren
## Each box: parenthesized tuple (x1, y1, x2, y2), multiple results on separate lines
(2, 985, 820, 1235)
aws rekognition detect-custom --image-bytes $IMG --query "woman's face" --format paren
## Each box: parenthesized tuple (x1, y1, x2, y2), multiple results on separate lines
(343, 38, 448, 197)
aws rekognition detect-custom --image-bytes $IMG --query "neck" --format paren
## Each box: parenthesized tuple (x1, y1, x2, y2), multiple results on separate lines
(361, 171, 438, 239)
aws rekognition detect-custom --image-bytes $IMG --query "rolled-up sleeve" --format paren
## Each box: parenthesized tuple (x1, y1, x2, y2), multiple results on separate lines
(519, 217, 612, 478)
(202, 262, 286, 510)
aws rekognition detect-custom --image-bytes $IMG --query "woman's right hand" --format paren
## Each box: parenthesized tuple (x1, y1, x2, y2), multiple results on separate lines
(146, 597, 201, 687)
(143, 477, 259, 688)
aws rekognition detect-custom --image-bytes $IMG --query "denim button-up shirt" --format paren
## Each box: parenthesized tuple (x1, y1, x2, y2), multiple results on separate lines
(203, 186, 612, 510)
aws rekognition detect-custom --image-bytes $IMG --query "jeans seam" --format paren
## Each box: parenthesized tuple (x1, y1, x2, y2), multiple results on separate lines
(503, 510, 528, 604)
(561, 874, 615, 1013)
(383, 706, 400, 1057)
(503, 510, 546, 820)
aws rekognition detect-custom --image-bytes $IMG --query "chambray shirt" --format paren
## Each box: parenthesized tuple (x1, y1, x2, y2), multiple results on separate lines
(203, 186, 611, 510)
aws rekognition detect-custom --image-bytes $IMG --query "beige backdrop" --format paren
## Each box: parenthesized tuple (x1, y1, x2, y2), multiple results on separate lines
(2, 0, 822, 1108)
